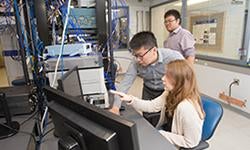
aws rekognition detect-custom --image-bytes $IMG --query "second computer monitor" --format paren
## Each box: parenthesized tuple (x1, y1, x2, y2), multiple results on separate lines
(57, 66, 83, 99)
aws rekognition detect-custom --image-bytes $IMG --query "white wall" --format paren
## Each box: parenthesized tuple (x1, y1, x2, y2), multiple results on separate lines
(0, 28, 24, 85)
(150, 0, 169, 6)
(114, 51, 132, 74)
(125, 0, 151, 38)
(195, 62, 250, 114)
(126, 0, 151, 6)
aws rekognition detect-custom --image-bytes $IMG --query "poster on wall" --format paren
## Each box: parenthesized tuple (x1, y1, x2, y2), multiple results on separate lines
(192, 19, 217, 45)
(190, 12, 224, 52)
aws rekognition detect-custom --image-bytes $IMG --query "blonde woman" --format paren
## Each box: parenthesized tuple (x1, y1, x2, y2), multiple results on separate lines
(112, 60, 205, 149)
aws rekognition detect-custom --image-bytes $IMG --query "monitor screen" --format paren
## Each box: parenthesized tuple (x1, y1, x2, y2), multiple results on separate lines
(45, 86, 139, 150)
(57, 66, 83, 99)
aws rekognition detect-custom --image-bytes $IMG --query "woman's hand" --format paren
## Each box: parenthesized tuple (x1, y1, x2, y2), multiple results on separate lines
(109, 90, 134, 103)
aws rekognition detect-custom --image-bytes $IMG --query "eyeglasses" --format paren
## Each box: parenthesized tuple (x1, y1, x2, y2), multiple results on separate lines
(164, 19, 176, 24)
(132, 47, 154, 60)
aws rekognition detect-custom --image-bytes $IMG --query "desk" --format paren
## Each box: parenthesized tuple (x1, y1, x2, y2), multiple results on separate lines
(121, 105, 176, 150)
(41, 105, 176, 150)
(0, 115, 36, 150)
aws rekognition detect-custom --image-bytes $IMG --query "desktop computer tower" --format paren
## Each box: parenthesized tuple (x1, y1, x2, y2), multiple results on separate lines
(0, 86, 36, 117)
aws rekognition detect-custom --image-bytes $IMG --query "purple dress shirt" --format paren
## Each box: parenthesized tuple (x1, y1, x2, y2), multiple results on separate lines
(163, 26, 196, 58)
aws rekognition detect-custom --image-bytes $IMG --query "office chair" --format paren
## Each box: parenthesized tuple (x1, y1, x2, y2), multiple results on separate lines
(180, 95, 223, 150)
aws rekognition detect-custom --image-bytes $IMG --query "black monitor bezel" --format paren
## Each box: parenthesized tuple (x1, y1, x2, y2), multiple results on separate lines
(49, 100, 118, 150)
(45, 86, 139, 150)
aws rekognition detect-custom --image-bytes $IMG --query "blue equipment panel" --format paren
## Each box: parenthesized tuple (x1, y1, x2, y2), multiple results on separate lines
(68, 8, 96, 29)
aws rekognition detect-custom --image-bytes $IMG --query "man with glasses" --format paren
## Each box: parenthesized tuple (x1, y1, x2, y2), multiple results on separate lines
(164, 9, 196, 64)
(109, 31, 183, 126)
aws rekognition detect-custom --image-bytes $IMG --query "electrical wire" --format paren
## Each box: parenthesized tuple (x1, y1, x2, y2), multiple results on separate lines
(40, 106, 48, 134)
(42, 128, 55, 139)
(51, 0, 72, 88)
(40, 0, 72, 141)
(39, 127, 55, 144)
(0, 122, 37, 144)
(19, 110, 39, 126)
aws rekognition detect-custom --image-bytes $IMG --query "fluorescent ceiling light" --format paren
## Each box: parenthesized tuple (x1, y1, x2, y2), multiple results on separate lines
(174, 0, 209, 6)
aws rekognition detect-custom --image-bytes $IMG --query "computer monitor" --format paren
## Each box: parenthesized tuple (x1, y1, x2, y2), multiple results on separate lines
(57, 66, 107, 108)
(57, 66, 83, 99)
(44, 86, 139, 150)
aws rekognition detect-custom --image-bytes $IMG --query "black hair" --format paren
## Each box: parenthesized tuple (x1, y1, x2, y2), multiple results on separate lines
(129, 31, 158, 51)
(164, 9, 181, 25)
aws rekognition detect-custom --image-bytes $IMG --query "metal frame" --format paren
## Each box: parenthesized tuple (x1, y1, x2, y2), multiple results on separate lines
(244, 1, 250, 63)
(13, 0, 30, 85)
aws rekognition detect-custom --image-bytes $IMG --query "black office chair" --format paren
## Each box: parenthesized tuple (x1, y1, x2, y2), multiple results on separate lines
(143, 111, 161, 127)
(180, 95, 223, 150)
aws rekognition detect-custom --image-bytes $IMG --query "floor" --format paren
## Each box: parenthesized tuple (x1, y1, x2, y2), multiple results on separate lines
(0, 67, 9, 87)
(117, 74, 250, 150)
(209, 107, 250, 149)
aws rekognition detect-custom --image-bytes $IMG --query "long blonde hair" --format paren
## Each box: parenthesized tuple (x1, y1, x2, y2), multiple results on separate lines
(165, 60, 205, 119)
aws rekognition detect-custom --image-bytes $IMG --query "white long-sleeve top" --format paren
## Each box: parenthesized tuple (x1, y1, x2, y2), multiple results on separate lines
(129, 91, 204, 148)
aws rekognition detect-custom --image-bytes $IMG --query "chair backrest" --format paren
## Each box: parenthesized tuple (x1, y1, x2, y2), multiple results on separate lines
(201, 95, 223, 141)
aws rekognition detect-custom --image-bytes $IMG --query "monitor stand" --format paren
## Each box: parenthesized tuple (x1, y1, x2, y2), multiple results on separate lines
(0, 92, 20, 140)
